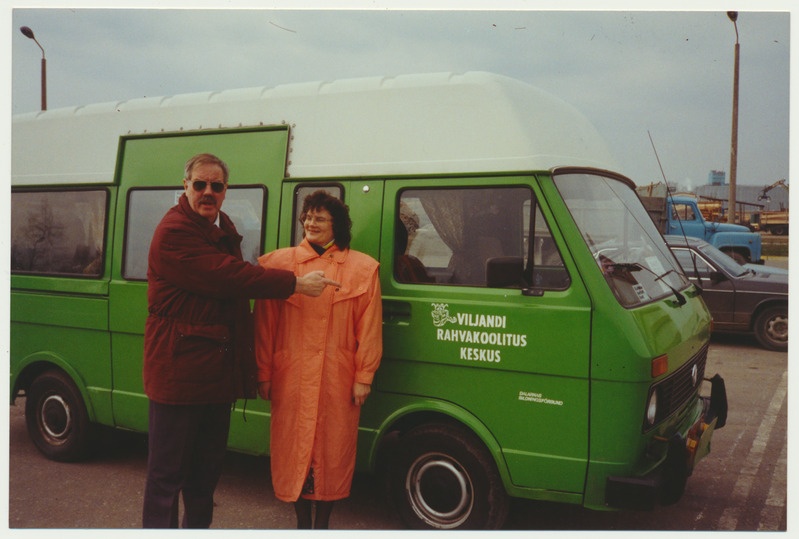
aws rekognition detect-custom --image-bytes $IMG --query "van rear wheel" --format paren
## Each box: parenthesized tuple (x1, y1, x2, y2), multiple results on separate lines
(388, 423, 509, 530)
(25, 370, 93, 462)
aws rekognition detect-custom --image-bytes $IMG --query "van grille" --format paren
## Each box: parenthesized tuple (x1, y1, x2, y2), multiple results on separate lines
(645, 344, 708, 430)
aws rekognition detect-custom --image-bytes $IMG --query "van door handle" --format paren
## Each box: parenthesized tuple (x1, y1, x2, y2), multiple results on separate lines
(383, 300, 411, 326)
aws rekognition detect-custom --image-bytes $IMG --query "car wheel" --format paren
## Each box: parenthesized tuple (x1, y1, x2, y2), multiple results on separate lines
(25, 370, 94, 462)
(753, 305, 788, 352)
(388, 423, 509, 530)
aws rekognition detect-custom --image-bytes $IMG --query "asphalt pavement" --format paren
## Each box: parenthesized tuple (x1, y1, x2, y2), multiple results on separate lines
(8, 331, 788, 532)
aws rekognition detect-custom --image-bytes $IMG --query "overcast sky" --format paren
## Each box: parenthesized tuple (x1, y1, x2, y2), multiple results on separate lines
(6, 0, 794, 191)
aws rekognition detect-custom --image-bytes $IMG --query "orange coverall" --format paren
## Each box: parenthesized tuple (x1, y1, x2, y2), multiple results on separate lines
(254, 239, 382, 502)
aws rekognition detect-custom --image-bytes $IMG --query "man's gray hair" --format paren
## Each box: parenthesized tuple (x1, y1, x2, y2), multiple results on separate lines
(184, 153, 230, 183)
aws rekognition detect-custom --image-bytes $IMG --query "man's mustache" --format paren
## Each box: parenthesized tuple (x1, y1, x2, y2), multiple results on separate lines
(200, 196, 217, 205)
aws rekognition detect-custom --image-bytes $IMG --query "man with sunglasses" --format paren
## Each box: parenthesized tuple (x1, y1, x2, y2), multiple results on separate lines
(142, 153, 339, 528)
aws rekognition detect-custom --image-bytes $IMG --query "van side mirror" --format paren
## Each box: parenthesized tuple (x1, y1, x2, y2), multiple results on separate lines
(486, 257, 524, 288)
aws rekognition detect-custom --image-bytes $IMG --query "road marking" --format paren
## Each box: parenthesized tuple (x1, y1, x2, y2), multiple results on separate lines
(717, 370, 787, 530)
(758, 442, 787, 530)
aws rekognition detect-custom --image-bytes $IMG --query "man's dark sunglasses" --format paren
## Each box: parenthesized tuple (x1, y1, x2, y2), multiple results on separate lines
(189, 180, 227, 193)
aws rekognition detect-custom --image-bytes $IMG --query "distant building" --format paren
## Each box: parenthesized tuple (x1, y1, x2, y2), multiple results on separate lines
(708, 170, 726, 186)
(698, 172, 788, 227)
(637, 177, 788, 226)
(695, 184, 789, 213)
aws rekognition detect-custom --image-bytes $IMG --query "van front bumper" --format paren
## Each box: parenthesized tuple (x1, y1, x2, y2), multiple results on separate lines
(604, 374, 728, 510)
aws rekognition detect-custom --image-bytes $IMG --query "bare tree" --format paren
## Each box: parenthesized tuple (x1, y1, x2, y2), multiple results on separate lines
(16, 198, 64, 271)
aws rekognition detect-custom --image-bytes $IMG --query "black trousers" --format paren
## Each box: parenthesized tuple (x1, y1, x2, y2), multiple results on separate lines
(142, 400, 232, 528)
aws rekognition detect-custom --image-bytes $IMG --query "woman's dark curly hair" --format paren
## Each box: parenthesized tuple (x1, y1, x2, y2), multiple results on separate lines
(300, 190, 352, 249)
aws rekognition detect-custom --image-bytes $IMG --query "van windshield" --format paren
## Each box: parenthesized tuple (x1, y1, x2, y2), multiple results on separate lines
(554, 171, 691, 308)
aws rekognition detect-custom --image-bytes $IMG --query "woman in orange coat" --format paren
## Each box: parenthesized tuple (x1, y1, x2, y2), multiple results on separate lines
(254, 191, 382, 529)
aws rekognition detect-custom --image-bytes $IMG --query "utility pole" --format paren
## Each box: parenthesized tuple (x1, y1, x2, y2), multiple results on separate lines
(20, 26, 47, 111)
(727, 12, 740, 224)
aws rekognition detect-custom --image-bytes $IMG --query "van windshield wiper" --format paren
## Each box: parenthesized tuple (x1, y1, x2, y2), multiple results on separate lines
(606, 262, 687, 306)
(607, 262, 642, 272)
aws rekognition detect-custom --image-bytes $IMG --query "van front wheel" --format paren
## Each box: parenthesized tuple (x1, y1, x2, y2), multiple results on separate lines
(389, 423, 509, 529)
(25, 370, 93, 462)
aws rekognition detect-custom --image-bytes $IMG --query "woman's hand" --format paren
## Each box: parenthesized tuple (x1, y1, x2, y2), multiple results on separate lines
(258, 381, 271, 401)
(352, 382, 371, 406)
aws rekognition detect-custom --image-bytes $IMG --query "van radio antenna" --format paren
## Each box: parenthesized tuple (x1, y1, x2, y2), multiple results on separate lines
(648, 130, 670, 187)
(647, 130, 701, 290)
(646, 129, 685, 232)
(647, 130, 686, 237)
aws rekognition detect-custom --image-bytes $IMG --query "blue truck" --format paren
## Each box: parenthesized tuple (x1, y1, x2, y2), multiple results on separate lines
(638, 188, 762, 264)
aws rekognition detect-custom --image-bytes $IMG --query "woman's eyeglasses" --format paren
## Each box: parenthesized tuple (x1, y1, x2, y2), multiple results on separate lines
(302, 215, 332, 225)
(189, 180, 227, 193)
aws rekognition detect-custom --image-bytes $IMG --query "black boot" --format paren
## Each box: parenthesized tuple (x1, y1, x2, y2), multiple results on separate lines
(294, 498, 312, 529)
(314, 501, 334, 529)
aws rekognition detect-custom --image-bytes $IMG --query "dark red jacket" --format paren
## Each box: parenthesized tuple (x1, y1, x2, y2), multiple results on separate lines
(143, 194, 296, 404)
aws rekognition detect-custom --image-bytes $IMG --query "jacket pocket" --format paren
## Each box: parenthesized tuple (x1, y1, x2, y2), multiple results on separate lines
(171, 322, 231, 383)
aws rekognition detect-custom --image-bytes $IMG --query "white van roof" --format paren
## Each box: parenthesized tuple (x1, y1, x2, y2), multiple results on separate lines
(12, 71, 617, 185)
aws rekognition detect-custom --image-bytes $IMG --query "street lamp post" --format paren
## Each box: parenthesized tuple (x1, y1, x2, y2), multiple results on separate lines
(727, 12, 739, 225)
(20, 25, 47, 111)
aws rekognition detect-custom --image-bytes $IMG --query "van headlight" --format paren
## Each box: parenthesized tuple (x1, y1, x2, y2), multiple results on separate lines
(645, 390, 658, 427)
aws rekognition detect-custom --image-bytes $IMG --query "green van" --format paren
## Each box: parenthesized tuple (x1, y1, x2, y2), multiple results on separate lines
(10, 71, 726, 529)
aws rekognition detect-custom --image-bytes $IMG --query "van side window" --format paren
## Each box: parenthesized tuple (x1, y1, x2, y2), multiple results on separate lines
(11, 189, 107, 277)
(396, 187, 569, 289)
(527, 200, 571, 290)
(124, 187, 266, 280)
